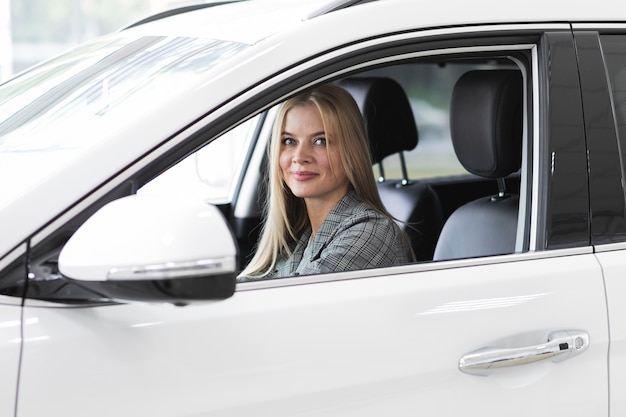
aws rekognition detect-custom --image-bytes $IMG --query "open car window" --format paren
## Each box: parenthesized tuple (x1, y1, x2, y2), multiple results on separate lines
(150, 51, 532, 276)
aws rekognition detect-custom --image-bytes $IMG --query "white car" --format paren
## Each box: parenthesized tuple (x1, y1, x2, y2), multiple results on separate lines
(1, 0, 625, 415)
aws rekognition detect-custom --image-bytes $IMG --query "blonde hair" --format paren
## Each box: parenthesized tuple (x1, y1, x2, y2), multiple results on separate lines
(239, 83, 392, 278)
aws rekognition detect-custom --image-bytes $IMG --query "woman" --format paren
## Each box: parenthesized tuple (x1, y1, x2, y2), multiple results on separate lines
(238, 83, 414, 280)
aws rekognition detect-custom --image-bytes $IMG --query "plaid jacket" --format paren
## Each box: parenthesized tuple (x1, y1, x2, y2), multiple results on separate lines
(267, 191, 414, 279)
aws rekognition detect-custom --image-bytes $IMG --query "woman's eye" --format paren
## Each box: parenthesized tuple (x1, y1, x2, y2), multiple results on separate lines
(314, 137, 327, 146)
(282, 137, 296, 146)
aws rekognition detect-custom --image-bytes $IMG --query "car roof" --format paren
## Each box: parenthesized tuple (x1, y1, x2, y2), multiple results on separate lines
(123, 0, 626, 46)
(123, 0, 370, 29)
(121, 0, 341, 44)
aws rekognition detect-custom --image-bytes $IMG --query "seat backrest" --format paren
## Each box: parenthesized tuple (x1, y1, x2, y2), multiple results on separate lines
(338, 77, 444, 261)
(433, 69, 523, 260)
(338, 77, 417, 166)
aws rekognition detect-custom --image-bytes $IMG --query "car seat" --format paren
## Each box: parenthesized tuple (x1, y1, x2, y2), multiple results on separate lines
(338, 77, 444, 261)
(433, 69, 523, 260)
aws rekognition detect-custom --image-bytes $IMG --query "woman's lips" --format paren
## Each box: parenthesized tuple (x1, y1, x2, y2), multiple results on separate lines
(291, 171, 318, 181)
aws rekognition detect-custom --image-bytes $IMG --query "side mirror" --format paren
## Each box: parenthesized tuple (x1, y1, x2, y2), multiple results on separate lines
(58, 195, 237, 303)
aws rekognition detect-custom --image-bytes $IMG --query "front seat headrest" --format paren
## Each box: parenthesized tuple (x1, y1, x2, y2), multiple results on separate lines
(450, 70, 523, 178)
(338, 77, 418, 164)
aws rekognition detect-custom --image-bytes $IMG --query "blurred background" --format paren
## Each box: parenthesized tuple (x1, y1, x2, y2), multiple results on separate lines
(0, 0, 194, 82)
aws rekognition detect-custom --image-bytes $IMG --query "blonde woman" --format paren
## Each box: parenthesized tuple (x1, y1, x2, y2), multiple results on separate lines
(238, 84, 414, 280)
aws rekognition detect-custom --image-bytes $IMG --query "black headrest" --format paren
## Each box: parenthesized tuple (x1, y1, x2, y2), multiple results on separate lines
(450, 70, 523, 178)
(338, 77, 418, 164)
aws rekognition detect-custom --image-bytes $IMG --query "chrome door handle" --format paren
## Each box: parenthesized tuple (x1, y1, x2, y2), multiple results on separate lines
(458, 330, 589, 376)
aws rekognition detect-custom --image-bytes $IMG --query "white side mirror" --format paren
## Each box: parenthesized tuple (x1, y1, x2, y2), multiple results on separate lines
(59, 195, 237, 291)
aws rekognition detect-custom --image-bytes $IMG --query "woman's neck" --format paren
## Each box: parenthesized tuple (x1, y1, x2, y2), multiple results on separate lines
(305, 190, 349, 237)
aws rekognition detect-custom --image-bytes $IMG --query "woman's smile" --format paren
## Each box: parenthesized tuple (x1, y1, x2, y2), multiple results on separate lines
(290, 170, 318, 181)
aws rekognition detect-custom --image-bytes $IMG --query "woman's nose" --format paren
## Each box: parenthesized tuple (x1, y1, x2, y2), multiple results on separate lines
(292, 143, 311, 163)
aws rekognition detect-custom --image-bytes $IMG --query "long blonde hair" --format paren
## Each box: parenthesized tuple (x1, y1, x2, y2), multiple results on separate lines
(239, 83, 392, 278)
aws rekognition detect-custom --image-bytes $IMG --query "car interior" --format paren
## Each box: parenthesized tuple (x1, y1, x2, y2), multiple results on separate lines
(232, 56, 527, 269)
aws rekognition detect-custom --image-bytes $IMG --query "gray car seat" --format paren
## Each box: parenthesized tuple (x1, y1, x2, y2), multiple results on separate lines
(433, 69, 523, 260)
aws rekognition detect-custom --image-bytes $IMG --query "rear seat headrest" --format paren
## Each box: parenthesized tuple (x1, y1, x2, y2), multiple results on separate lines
(450, 70, 523, 179)
(338, 77, 418, 164)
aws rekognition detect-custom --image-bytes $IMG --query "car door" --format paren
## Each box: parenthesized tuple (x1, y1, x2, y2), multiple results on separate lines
(579, 29, 626, 416)
(14, 28, 609, 417)
(16, 255, 605, 416)
(0, 250, 24, 417)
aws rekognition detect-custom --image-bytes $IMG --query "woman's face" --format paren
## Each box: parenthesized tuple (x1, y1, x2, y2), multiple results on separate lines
(279, 103, 350, 207)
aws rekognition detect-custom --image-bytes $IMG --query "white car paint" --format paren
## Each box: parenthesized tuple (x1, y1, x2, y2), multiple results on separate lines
(591, 244, 626, 416)
(17, 251, 607, 416)
(59, 196, 237, 281)
(0, 299, 21, 417)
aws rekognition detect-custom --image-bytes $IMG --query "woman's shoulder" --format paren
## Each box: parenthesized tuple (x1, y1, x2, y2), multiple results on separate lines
(328, 191, 398, 234)
(327, 192, 414, 263)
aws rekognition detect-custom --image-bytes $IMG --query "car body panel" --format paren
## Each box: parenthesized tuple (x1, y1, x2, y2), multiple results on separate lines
(18, 251, 608, 416)
(123, 0, 332, 44)
(594, 244, 626, 417)
(0, 298, 21, 417)
(134, 0, 626, 46)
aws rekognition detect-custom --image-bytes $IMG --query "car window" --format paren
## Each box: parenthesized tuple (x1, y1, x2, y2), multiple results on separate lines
(594, 34, 626, 244)
(233, 52, 531, 278)
(139, 115, 260, 203)
(601, 35, 626, 177)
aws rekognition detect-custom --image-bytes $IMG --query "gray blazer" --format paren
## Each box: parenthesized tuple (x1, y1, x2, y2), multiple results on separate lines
(262, 191, 414, 279)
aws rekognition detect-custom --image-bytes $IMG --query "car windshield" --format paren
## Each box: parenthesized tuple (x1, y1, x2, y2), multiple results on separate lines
(0, 33, 248, 208)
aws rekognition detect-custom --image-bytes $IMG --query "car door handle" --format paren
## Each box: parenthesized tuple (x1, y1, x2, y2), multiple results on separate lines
(458, 330, 590, 376)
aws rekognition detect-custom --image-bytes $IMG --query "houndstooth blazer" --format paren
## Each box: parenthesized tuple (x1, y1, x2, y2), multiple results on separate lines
(265, 191, 414, 279)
